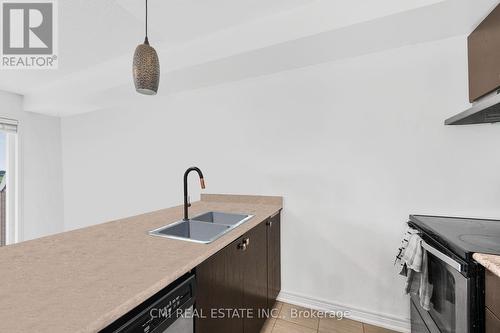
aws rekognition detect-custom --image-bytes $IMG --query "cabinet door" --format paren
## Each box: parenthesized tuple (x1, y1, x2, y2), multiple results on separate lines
(486, 308, 500, 333)
(267, 213, 281, 308)
(196, 237, 244, 333)
(486, 269, 500, 318)
(468, 4, 500, 101)
(242, 221, 268, 333)
(486, 269, 500, 333)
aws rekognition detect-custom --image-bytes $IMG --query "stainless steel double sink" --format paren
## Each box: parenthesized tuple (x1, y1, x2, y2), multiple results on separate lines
(149, 212, 254, 244)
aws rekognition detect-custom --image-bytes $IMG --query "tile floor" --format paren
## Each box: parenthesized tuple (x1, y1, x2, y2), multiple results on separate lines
(261, 302, 399, 333)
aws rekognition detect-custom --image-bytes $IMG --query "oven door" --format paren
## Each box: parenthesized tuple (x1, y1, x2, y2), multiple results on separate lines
(413, 241, 471, 333)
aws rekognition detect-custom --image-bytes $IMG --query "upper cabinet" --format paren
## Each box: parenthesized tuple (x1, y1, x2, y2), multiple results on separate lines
(468, 4, 500, 102)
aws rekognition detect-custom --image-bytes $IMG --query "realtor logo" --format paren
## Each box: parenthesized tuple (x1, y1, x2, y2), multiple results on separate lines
(1, 0, 58, 69)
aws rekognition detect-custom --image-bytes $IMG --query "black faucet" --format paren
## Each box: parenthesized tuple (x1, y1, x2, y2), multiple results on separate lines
(183, 167, 205, 221)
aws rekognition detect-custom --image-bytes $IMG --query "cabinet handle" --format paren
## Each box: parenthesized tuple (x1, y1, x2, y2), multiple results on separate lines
(238, 242, 247, 251)
(266, 219, 273, 226)
(238, 238, 250, 251)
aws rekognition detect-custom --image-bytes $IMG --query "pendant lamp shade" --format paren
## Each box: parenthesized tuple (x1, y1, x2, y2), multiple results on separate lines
(133, 0, 160, 95)
(133, 38, 160, 95)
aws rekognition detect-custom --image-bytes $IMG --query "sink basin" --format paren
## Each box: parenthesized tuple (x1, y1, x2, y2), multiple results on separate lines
(191, 211, 253, 226)
(149, 212, 254, 244)
(149, 220, 231, 244)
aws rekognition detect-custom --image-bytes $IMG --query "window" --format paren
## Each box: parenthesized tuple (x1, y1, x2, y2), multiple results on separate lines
(0, 118, 18, 246)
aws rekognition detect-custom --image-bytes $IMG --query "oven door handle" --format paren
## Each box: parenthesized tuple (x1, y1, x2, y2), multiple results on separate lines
(422, 240, 463, 272)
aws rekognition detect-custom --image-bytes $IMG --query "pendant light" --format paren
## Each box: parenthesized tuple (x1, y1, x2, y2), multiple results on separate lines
(133, 0, 160, 95)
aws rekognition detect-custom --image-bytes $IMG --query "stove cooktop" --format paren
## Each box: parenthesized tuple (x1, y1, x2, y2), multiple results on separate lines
(409, 215, 500, 260)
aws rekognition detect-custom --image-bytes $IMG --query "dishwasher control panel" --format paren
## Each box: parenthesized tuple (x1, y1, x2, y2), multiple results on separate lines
(100, 273, 196, 333)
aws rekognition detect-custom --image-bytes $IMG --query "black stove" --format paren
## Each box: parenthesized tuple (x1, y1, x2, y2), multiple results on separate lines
(409, 215, 500, 261)
(407, 214, 500, 333)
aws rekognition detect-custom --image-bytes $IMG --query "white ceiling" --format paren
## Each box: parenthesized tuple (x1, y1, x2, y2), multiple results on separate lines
(0, 0, 313, 95)
(1, 0, 499, 116)
(118, 0, 314, 46)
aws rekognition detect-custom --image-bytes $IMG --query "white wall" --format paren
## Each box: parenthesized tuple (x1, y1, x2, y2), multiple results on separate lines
(60, 35, 500, 326)
(0, 91, 64, 241)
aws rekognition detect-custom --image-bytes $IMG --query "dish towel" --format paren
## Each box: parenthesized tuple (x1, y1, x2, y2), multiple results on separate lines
(418, 250, 433, 310)
(395, 227, 433, 311)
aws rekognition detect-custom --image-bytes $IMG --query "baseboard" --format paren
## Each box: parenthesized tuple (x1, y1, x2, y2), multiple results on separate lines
(277, 291, 410, 333)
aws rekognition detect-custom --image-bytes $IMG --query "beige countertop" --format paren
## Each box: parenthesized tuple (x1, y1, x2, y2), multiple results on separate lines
(0, 194, 282, 333)
(473, 253, 500, 278)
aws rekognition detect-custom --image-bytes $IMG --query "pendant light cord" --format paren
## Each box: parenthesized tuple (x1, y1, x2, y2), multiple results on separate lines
(145, 0, 149, 44)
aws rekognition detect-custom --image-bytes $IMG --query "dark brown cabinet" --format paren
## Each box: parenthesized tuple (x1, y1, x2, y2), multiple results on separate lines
(468, 4, 500, 102)
(242, 221, 268, 333)
(486, 308, 500, 333)
(485, 270, 500, 333)
(267, 213, 281, 309)
(196, 212, 281, 333)
(196, 236, 244, 333)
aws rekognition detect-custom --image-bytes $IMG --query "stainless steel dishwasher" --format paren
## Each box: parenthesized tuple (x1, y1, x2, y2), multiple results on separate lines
(100, 273, 196, 333)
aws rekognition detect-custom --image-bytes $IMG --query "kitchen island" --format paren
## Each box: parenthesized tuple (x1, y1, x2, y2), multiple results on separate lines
(0, 194, 282, 333)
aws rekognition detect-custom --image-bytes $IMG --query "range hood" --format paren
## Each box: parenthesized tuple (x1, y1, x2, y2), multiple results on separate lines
(445, 89, 500, 125)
